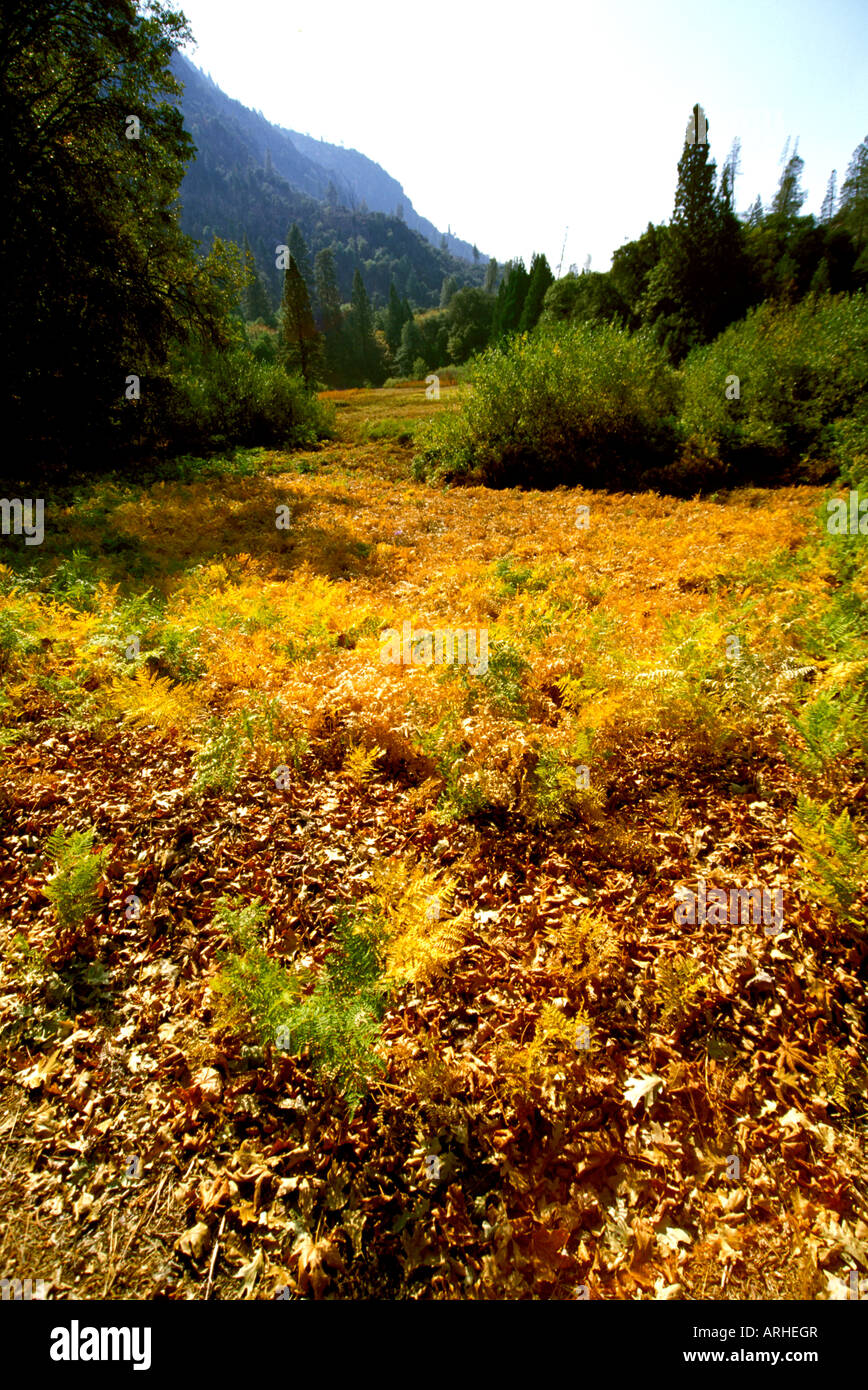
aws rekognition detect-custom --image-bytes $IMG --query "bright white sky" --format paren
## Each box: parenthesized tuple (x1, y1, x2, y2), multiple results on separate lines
(176, 0, 868, 273)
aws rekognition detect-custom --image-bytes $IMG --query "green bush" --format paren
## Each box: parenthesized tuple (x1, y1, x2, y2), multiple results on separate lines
(143, 345, 334, 455)
(679, 292, 868, 483)
(412, 322, 679, 488)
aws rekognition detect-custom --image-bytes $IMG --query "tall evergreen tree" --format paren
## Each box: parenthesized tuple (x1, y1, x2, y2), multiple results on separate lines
(744, 196, 765, 228)
(281, 256, 321, 385)
(314, 247, 345, 383)
(288, 224, 316, 304)
(242, 234, 273, 323)
(820, 170, 838, 225)
(645, 104, 750, 357)
(518, 253, 554, 332)
(385, 281, 406, 356)
(348, 268, 381, 383)
(492, 259, 530, 339)
(396, 317, 426, 376)
(484, 257, 499, 294)
(770, 142, 807, 223)
(841, 137, 868, 253)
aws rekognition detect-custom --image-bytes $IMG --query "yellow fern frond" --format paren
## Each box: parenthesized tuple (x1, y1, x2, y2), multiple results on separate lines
(108, 668, 201, 740)
(559, 910, 617, 982)
(361, 854, 466, 985)
(341, 742, 383, 785)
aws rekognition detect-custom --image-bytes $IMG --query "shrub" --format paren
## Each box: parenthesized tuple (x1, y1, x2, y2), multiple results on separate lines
(412, 322, 679, 489)
(141, 345, 334, 455)
(679, 292, 868, 483)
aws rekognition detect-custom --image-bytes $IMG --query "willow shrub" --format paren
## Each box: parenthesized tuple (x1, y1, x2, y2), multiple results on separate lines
(140, 345, 334, 455)
(679, 292, 868, 484)
(412, 323, 680, 489)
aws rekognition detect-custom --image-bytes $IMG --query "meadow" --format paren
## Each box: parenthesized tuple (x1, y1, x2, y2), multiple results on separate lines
(1, 384, 866, 1300)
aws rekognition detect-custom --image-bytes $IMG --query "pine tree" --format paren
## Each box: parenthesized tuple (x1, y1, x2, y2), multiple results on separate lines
(385, 281, 405, 356)
(348, 268, 381, 383)
(288, 224, 316, 306)
(770, 141, 807, 223)
(492, 259, 530, 339)
(314, 248, 344, 383)
(841, 137, 868, 252)
(744, 196, 765, 228)
(484, 257, 499, 294)
(518, 253, 554, 332)
(820, 170, 838, 225)
(647, 104, 750, 356)
(281, 256, 321, 385)
(241, 234, 273, 323)
(396, 318, 425, 376)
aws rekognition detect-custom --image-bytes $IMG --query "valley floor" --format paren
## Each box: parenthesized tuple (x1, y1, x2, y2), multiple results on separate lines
(1, 387, 866, 1299)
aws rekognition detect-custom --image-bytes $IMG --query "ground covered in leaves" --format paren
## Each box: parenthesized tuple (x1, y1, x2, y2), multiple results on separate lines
(1, 387, 867, 1300)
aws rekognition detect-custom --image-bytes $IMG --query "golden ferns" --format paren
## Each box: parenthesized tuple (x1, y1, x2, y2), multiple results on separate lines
(360, 854, 469, 986)
(107, 668, 202, 741)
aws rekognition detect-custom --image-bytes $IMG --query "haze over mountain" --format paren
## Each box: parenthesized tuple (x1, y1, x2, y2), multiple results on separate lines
(170, 52, 484, 310)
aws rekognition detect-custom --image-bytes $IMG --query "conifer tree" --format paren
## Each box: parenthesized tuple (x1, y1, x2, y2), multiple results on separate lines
(518, 253, 554, 332)
(770, 142, 807, 223)
(396, 318, 425, 376)
(841, 137, 868, 252)
(820, 170, 838, 225)
(484, 257, 499, 294)
(348, 268, 382, 383)
(288, 224, 316, 305)
(314, 248, 345, 382)
(385, 281, 405, 356)
(645, 104, 750, 357)
(744, 195, 765, 228)
(242, 234, 273, 323)
(281, 255, 321, 385)
(492, 259, 530, 339)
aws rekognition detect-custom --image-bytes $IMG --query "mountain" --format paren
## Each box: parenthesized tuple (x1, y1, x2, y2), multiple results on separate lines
(280, 128, 479, 263)
(170, 53, 485, 310)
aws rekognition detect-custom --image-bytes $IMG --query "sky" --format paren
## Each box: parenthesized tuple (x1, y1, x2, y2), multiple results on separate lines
(175, 0, 868, 273)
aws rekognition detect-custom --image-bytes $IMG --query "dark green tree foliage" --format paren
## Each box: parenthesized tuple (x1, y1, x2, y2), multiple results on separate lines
(384, 281, 410, 356)
(314, 246, 349, 383)
(541, 270, 628, 328)
(281, 256, 322, 385)
(288, 223, 316, 304)
(347, 268, 383, 383)
(645, 105, 750, 357)
(492, 259, 530, 339)
(242, 234, 274, 323)
(440, 274, 459, 309)
(609, 223, 665, 328)
(396, 318, 425, 376)
(841, 137, 868, 258)
(0, 0, 241, 469)
(445, 288, 494, 362)
(484, 257, 499, 294)
(518, 253, 554, 332)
